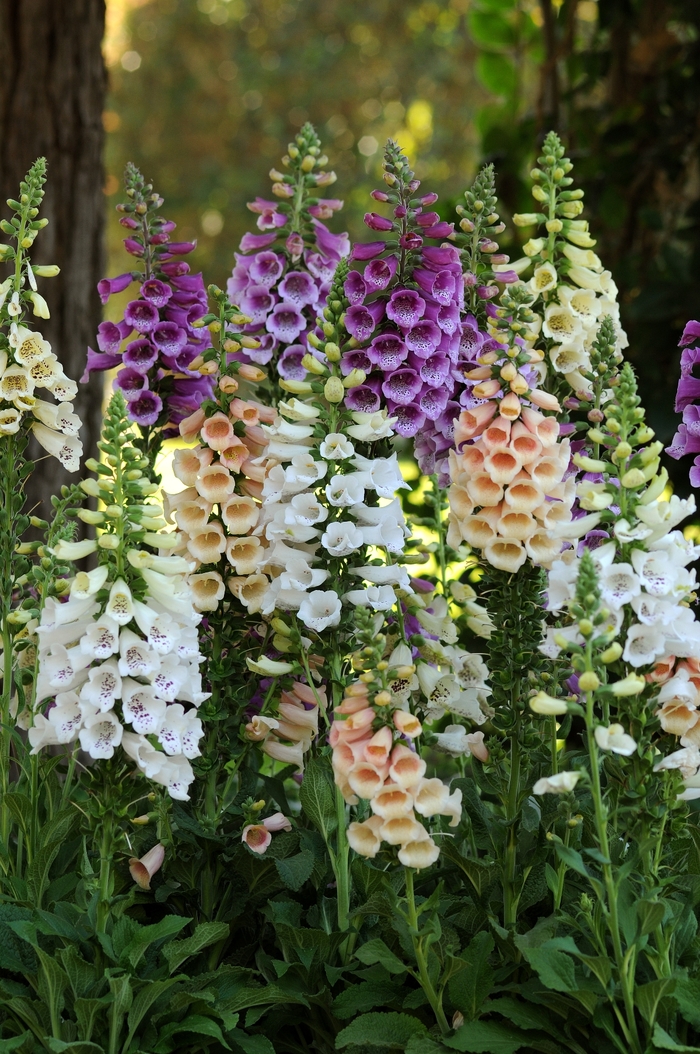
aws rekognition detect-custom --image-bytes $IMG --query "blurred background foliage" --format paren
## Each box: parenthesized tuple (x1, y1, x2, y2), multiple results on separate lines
(104, 0, 700, 490)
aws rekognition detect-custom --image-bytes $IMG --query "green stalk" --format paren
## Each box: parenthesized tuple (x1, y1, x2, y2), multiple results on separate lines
(405, 868, 450, 1035)
(96, 811, 115, 934)
(584, 682, 642, 1054)
(0, 435, 17, 865)
(503, 723, 522, 929)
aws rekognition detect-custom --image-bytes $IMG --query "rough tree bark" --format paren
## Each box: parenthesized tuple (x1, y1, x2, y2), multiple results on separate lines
(0, 0, 106, 521)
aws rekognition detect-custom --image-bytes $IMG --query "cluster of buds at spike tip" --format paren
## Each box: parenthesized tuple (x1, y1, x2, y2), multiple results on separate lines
(0, 158, 83, 463)
(29, 391, 210, 801)
(455, 162, 521, 316)
(330, 607, 462, 870)
(511, 130, 627, 398)
(83, 163, 213, 440)
(226, 121, 349, 384)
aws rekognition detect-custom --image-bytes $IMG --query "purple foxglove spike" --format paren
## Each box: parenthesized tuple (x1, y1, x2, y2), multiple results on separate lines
(690, 456, 700, 488)
(381, 368, 423, 406)
(127, 390, 163, 426)
(123, 339, 158, 372)
(308, 199, 343, 218)
(477, 284, 499, 300)
(419, 353, 451, 387)
(240, 232, 278, 252)
(340, 349, 373, 375)
(394, 205, 408, 219)
(675, 375, 700, 412)
(429, 302, 460, 336)
(81, 347, 121, 382)
(399, 231, 423, 250)
(363, 254, 398, 292)
(277, 345, 308, 380)
(156, 220, 176, 234)
(172, 375, 213, 402)
(407, 179, 421, 193)
(115, 367, 150, 400)
(249, 251, 284, 287)
(165, 241, 196, 255)
(364, 212, 394, 232)
(344, 384, 381, 413)
(119, 216, 140, 230)
(423, 222, 454, 238)
(386, 289, 426, 330)
(413, 267, 456, 306)
(124, 299, 160, 333)
(414, 434, 437, 474)
(152, 321, 187, 355)
(96, 321, 124, 354)
(680, 345, 700, 375)
(387, 402, 425, 438)
(286, 231, 305, 258)
(422, 245, 461, 269)
(350, 241, 386, 261)
(228, 263, 251, 298)
(170, 289, 203, 309)
(305, 251, 337, 282)
(371, 189, 389, 202)
(97, 272, 134, 304)
(279, 271, 318, 307)
(458, 316, 485, 357)
(416, 212, 441, 227)
(484, 302, 500, 319)
(140, 278, 172, 307)
(420, 385, 450, 421)
(149, 232, 170, 245)
(160, 260, 190, 277)
(313, 220, 350, 259)
(680, 320, 700, 346)
(344, 270, 367, 305)
(406, 319, 441, 358)
(417, 192, 438, 206)
(123, 238, 145, 257)
(683, 404, 700, 436)
(240, 285, 278, 324)
(367, 333, 408, 370)
(345, 304, 377, 343)
(494, 269, 519, 284)
(266, 302, 307, 343)
(185, 304, 208, 328)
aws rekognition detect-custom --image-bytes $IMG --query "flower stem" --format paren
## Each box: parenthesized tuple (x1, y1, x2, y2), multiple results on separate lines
(405, 868, 450, 1035)
(96, 812, 114, 934)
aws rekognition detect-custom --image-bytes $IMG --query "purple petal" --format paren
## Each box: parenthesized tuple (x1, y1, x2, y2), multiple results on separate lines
(345, 305, 376, 343)
(240, 232, 278, 252)
(140, 278, 172, 307)
(97, 321, 124, 354)
(277, 345, 308, 380)
(249, 252, 284, 287)
(123, 339, 159, 372)
(266, 303, 307, 343)
(367, 334, 408, 370)
(313, 220, 350, 259)
(124, 299, 160, 334)
(675, 375, 700, 413)
(152, 321, 187, 355)
(128, 390, 163, 426)
(344, 385, 381, 413)
(680, 320, 700, 346)
(406, 319, 441, 358)
(344, 271, 367, 305)
(350, 242, 386, 262)
(381, 368, 423, 405)
(81, 346, 121, 383)
(386, 289, 426, 330)
(387, 403, 425, 437)
(363, 255, 397, 292)
(279, 271, 317, 307)
(97, 272, 134, 304)
(340, 350, 373, 376)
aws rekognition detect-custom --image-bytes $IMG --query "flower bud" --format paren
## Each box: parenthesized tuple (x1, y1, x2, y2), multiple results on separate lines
(324, 341, 341, 362)
(301, 353, 327, 376)
(513, 213, 543, 227)
(600, 642, 622, 664)
(280, 378, 314, 394)
(32, 264, 60, 277)
(529, 691, 568, 716)
(531, 186, 547, 202)
(77, 509, 105, 525)
(324, 376, 345, 403)
(343, 368, 366, 389)
(609, 673, 646, 696)
(545, 219, 563, 233)
(578, 671, 600, 692)
(98, 534, 119, 550)
(620, 468, 645, 489)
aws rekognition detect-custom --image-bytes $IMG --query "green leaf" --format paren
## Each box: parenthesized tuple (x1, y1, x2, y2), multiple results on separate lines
(636, 900, 666, 937)
(299, 756, 338, 840)
(405, 1036, 449, 1054)
(126, 977, 182, 1043)
(230, 1032, 276, 1054)
(122, 915, 191, 968)
(674, 976, 700, 1029)
(652, 1024, 700, 1052)
(73, 998, 107, 1043)
(161, 1014, 231, 1048)
(162, 921, 229, 974)
(0, 905, 37, 974)
(354, 939, 408, 975)
(221, 983, 309, 1014)
(0, 1034, 32, 1052)
(333, 981, 404, 1019)
(635, 978, 675, 1025)
(553, 844, 590, 878)
(26, 840, 62, 910)
(447, 932, 494, 1021)
(59, 946, 98, 1000)
(47, 1042, 104, 1054)
(336, 1012, 427, 1049)
(275, 850, 315, 892)
(475, 53, 517, 98)
(520, 940, 577, 993)
(445, 1020, 529, 1053)
(36, 949, 68, 1023)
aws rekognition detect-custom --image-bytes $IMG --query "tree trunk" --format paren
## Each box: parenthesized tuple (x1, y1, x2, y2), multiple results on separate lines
(0, 0, 106, 522)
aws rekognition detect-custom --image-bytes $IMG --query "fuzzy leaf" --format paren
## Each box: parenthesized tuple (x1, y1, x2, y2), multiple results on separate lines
(162, 921, 229, 974)
(635, 978, 675, 1025)
(333, 981, 404, 1019)
(230, 1032, 276, 1054)
(354, 939, 408, 975)
(674, 976, 700, 1029)
(336, 1012, 427, 1049)
(299, 756, 338, 839)
(444, 1020, 529, 1053)
(652, 1025, 700, 1052)
(275, 850, 315, 892)
(0, 1034, 32, 1052)
(447, 932, 494, 1021)
(520, 940, 577, 993)
(636, 900, 666, 938)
